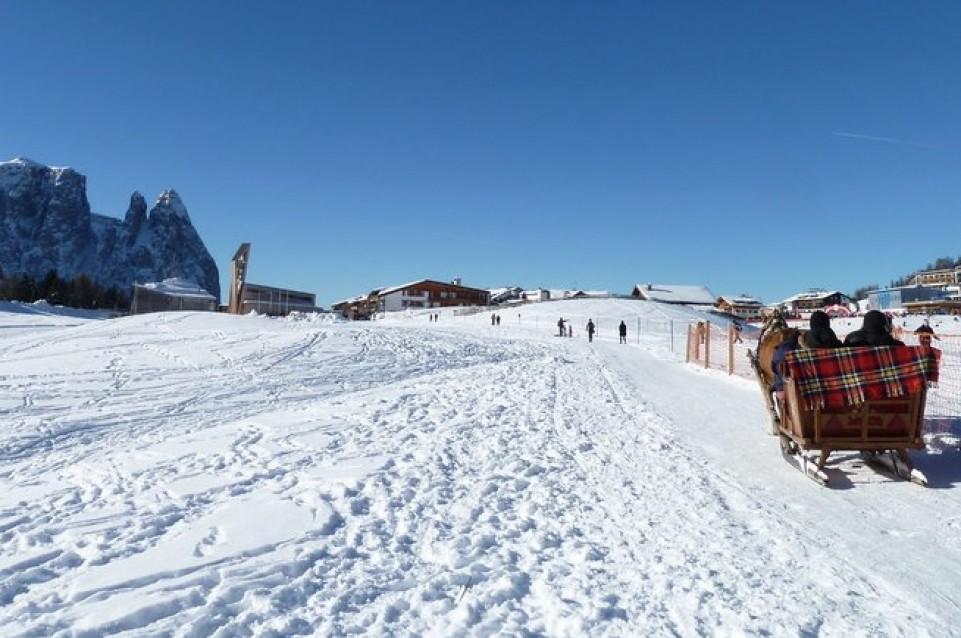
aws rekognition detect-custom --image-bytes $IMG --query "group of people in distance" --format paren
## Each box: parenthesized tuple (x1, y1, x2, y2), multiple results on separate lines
(555, 317, 628, 344)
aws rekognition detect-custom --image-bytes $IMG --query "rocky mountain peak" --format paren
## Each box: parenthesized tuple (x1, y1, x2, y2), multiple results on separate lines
(152, 189, 190, 221)
(0, 158, 220, 300)
(124, 192, 148, 240)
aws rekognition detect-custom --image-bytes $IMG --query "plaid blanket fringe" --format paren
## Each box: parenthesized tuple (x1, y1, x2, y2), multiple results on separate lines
(784, 346, 940, 411)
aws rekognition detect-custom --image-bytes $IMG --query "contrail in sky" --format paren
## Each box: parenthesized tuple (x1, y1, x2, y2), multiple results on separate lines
(831, 131, 936, 149)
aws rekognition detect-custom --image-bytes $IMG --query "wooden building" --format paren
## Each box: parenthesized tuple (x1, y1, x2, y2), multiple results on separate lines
(779, 290, 852, 317)
(379, 279, 489, 312)
(913, 267, 961, 287)
(902, 300, 961, 315)
(715, 295, 764, 321)
(332, 290, 382, 320)
(335, 279, 490, 318)
(130, 278, 217, 314)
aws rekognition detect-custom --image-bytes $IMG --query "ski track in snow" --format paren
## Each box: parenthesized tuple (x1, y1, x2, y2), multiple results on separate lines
(0, 306, 959, 636)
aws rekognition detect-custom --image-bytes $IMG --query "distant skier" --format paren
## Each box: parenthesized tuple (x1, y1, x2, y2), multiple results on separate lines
(496, 315, 501, 326)
(586, 319, 595, 343)
(619, 320, 627, 344)
(558, 318, 565, 337)
(491, 313, 496, 326)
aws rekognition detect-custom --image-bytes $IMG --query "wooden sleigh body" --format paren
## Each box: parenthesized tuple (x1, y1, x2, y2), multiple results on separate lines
(747, 311, 934, 486)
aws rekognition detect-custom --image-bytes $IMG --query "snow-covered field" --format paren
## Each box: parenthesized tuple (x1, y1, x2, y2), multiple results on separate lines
(3, 300, 961, 636)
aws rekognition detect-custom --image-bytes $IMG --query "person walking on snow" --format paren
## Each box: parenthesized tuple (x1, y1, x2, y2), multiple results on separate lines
(619, 320, 627, 344)
(496, 315, 501, 326)
(558, 318, 565, 337)
(491, 313, 496, 326)
(586, 319, 596, 343)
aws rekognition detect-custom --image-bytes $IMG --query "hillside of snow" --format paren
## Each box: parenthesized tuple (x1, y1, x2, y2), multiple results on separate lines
(2, 300, 961, 635)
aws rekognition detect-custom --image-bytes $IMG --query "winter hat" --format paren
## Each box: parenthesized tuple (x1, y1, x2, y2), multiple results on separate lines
(802, 310, 841, 348)
(809, 310, 831, 331)
(862, 310, 888, 333)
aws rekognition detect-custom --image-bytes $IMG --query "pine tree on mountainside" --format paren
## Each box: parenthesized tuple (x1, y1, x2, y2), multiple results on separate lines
(66, 274, 97, 309)
(14, 274, 36, 302)
(38, 270, 65, 305)
(0, 267, 128, 309)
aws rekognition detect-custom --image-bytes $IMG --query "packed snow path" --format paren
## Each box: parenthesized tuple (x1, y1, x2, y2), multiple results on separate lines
(1, 307, 960, 636)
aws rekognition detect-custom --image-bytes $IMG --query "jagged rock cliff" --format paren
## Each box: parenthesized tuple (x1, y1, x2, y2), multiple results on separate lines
(0, 158, 220, 299)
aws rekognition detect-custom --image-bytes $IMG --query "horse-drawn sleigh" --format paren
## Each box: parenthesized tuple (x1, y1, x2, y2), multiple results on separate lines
(747, 311, 939, 486)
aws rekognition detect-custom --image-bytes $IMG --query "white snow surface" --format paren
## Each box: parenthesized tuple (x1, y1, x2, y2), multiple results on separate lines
(2, 300, 961, 636)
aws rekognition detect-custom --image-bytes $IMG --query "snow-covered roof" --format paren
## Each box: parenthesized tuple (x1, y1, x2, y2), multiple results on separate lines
(779, 290, 846, 304)
(718, 295, 763, 306)
(545, 289, 609, 300)
(377, 280, 432, 296)
(378, 279, 488, 296)
(633, 283, 716, 305)
(134, 278, 216, 300)
(333, 293, 377, 307)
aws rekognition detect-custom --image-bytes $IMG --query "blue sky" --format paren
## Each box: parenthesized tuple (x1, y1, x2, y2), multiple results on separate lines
(3, 2, 961, 305)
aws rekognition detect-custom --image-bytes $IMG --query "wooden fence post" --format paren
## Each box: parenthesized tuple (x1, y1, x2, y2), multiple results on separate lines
(704, 321, 711, 369)
(728, 324, 735, 375)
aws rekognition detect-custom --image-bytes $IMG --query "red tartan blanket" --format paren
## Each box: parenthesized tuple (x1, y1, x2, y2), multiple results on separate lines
(784, 346, 940, 410)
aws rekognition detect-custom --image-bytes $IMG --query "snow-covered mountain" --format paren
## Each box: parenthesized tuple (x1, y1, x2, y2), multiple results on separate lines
(0, 158, 220, 299)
